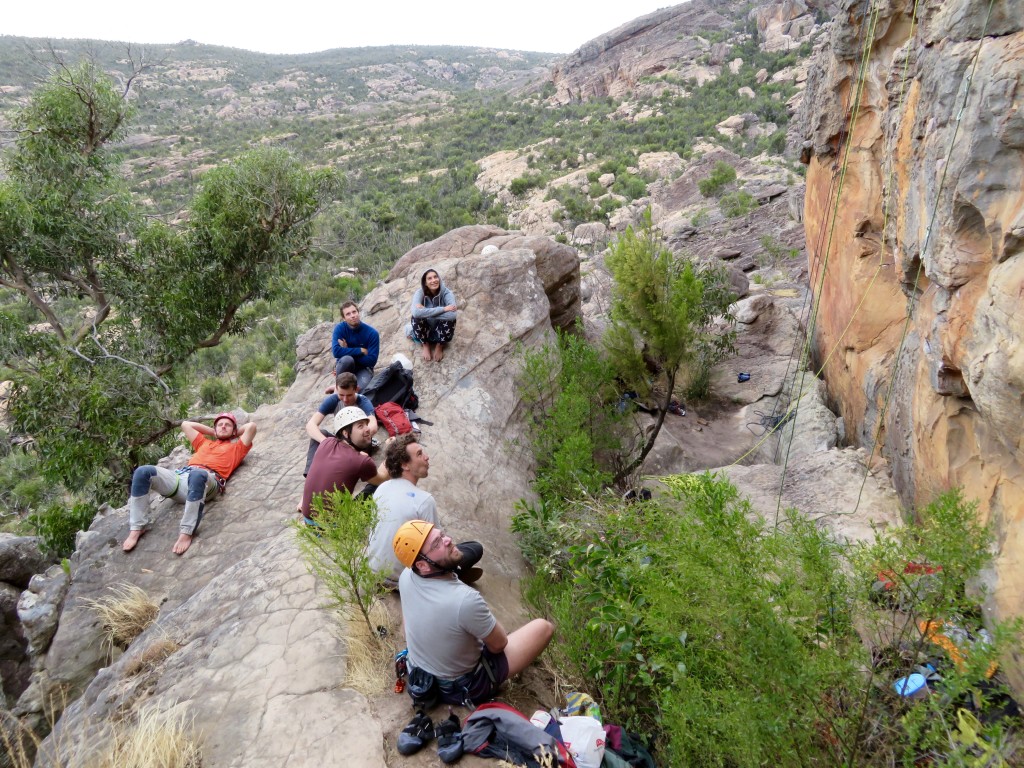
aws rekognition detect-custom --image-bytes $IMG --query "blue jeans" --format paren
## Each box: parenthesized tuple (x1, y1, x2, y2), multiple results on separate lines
(335, 356, 373, 390)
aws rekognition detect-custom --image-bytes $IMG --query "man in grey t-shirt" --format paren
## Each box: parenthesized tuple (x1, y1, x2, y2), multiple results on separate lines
(393, 520, 554, 705)
(368, 434, 482, 587)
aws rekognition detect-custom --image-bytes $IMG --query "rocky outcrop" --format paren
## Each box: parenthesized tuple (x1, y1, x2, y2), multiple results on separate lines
(12, 231, 574, 765)
(794, 0, 1024, 679)
(388, 225, 581, 331)
(0, 535, 54, 706)
(549, 0, 746, 104)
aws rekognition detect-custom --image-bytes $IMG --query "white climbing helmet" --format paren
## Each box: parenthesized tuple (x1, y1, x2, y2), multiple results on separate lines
(334, 406, 369, 435)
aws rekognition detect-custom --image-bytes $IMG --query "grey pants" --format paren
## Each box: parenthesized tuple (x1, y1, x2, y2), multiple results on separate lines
(129, 466, 218, 535)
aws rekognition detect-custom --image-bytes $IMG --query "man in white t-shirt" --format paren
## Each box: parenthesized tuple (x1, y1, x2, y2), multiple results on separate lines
(368, 434, 482, 587)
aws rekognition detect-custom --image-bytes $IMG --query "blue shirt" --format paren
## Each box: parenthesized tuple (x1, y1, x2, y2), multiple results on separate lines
(331, 321, 380, 369)
(317, 392, 374, 417)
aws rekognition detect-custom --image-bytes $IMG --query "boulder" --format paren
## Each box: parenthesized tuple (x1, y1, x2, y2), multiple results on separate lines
(25, 231, 579, 763)
(716, 447, 902, 545)
(716, 114, 746, 138)
(733, 293, 774, 324)
(390, 226, 581, 331)
(637, 152, 684, 179)
(0, 534, 53, 588)
(573, 222, 609, 246)
(16, 564, 69, 657)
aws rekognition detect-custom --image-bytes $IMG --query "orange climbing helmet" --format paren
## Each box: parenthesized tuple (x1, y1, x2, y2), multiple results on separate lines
(213, 412, 238, 434)
(393, 519, 434, 568)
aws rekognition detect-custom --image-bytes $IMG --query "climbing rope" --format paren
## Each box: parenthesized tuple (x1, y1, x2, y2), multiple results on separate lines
(725, 0, 888, 478)
(773, 0, 886, 526)
(852, 0, 997, 511)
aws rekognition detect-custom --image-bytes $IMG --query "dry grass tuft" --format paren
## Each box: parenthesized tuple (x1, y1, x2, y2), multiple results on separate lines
(343, 599, 400, 695)
(84, 583, 159, 649)
(124, 636, 181, 678)
(2, 700, 199, 768)
(94, 707, 201, 768)
(0, 710, 38, 768)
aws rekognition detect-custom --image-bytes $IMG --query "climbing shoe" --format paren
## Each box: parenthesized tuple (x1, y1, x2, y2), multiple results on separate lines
(435, 712, 464, 764)
(396, 710, 435, 756)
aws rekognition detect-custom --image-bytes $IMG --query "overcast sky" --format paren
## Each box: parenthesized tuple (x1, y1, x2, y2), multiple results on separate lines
(3, 1, 677, 55)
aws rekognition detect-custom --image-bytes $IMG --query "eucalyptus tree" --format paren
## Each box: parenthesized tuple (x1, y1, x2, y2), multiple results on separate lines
(0, 60, 338, 499)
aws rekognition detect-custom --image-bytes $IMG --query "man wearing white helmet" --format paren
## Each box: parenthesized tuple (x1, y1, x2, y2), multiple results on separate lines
(122, 412, 257, 555)
(300, 406, 389, 523)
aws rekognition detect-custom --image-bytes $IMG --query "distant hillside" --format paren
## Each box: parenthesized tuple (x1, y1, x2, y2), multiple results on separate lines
(0, 3, 823, 420)
(0, 36, 554, 124)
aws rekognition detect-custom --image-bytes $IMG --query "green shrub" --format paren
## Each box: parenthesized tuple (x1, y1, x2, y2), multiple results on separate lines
(199, 377, 232, 407)
(28, 500, 96, 556)
(238, 358, 258, 385)
(757, 234, 800, 267)
(294, 488, 386, 635)
(612, 173, 648, 201)
(518, 479, 1021, 766)
(509, 174, 545, 196)
(720, 190, 756, 218)
(517, 331, 624, 505)
(546, 186, 599, 223)
(252, 354, 275, 374)
(244, 376, 277, 410)
(278, 362, 297, 387)
(690, 207, 711, 227)
(698, 161, 737, 197)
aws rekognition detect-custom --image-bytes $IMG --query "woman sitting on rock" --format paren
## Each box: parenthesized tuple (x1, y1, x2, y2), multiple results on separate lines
(411, 268, 457, 362)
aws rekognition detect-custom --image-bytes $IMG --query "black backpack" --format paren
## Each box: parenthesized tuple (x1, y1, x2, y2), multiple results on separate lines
(362, 361, 417, 409)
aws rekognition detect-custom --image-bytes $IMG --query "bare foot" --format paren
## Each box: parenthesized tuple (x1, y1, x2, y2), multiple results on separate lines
(421, 344, 433, 362)
(433, 344, 444, 362)
(172, 533, 193, 555)
(122, 529, 146, 552)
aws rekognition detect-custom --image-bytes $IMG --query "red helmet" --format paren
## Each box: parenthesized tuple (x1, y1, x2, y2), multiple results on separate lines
(213, 412, 238, 432)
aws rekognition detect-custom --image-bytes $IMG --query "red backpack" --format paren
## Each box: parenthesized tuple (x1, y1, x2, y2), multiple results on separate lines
(374, 402, 413, 436)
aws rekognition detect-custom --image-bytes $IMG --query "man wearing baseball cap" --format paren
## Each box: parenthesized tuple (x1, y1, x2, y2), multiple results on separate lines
(122, 412, 257, 555)
(393, 520, 554, 705)
(300, 406, 389, 523)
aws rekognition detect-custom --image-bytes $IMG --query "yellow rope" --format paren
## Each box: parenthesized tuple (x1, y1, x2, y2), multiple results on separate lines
(853, 0, 996, 510)
(772, 0, 885, 526)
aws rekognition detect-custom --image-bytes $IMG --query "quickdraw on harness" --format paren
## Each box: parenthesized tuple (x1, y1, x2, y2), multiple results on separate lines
(394, 649, 408, 694)
(168, 466, 227, 497)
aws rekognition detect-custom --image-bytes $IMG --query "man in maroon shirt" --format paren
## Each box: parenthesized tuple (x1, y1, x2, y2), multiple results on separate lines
(300, 406, 388, 522)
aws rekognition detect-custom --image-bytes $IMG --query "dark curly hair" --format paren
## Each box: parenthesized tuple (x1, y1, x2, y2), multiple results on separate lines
(384, 433, 420, 478)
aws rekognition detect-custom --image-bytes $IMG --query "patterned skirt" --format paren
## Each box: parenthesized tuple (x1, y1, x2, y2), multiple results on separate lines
(412, 317, 456, 344)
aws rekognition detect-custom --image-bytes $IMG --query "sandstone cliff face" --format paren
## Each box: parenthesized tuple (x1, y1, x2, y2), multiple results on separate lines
(548, 0, 824, 105)
(549, 0, 746, 104)
(795, 0, 1024, 661)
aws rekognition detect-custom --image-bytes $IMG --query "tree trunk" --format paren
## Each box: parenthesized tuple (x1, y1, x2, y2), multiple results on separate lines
(614, 369, 676, 485)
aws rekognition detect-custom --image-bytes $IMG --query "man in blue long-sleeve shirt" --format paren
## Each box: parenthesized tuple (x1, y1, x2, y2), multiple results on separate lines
(332, 301, 380, 389)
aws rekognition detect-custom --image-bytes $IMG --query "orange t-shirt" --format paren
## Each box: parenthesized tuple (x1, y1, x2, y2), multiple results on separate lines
(188, 434, 252, 480)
